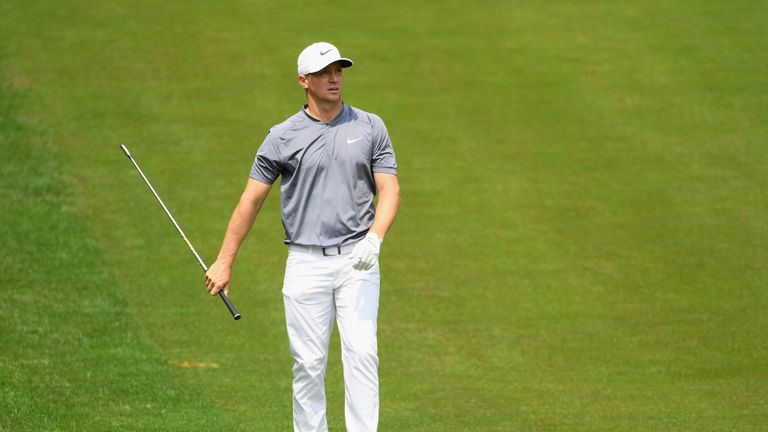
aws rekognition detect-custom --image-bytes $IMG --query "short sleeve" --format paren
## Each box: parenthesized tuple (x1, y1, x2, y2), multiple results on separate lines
(370, 115, 398, 175)
(249, 131, 282, 184)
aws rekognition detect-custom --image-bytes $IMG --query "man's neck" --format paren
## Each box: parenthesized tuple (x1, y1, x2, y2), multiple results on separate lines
(305, 99, 344, 123)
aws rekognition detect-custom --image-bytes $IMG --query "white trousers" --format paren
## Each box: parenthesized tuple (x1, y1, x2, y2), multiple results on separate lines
(283, 245, 380, 432)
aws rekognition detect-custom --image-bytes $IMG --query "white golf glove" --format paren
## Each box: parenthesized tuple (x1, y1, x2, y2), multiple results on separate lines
(349, 232, 381, 271)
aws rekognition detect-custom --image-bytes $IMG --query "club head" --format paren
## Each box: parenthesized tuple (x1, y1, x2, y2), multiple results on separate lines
(120, 144, 131, 158)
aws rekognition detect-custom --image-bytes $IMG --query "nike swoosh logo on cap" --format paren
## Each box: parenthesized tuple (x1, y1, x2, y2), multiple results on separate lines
(320, 49, 333, 55)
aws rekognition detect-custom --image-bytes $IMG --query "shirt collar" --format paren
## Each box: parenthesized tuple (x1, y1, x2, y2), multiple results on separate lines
(302, 103, 347, 125)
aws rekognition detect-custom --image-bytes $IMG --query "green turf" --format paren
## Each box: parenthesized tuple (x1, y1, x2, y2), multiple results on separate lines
(0, 56, 245, 431)
(1, 0, 766, 430)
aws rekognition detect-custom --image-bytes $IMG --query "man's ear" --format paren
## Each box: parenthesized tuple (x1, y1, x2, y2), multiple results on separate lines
(298, 74, 309, 90)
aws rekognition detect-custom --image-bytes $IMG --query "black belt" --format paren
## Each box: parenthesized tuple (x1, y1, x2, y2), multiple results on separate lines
(288, 242, 358, 256)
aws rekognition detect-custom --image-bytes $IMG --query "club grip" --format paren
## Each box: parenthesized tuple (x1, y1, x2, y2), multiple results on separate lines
(219, 291, 241, 320)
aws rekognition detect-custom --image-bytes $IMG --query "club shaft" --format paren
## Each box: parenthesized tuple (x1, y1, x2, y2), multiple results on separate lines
(121, 145, 241, 320)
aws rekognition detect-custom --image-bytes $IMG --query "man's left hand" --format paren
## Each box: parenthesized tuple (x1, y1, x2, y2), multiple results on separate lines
(349, 232, 381, 271)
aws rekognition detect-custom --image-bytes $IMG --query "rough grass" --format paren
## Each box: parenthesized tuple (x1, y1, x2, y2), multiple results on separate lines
(0, 68, 243, 430)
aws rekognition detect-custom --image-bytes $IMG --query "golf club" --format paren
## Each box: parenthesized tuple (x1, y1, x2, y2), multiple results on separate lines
(120, 144, 241, 320)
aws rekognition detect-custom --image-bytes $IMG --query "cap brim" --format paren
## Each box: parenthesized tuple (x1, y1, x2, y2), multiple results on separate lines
(306, 58, 353, 74)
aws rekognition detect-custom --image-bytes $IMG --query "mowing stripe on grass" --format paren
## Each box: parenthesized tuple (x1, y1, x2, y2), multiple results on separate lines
(0, 58, 241, 431)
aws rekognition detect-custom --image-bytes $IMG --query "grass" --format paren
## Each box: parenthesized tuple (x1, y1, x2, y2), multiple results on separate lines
(1, 0, 767, 430)
(0, 62, 244, 430)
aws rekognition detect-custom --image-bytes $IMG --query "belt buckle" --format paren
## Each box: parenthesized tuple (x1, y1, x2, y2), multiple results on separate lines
(322, 246, 342, 256)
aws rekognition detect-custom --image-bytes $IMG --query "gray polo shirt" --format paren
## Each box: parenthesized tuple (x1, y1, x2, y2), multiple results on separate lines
(250, 104, 398, 247)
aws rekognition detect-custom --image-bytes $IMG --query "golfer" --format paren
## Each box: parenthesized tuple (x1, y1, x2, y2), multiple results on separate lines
(204, 42, 400, 432)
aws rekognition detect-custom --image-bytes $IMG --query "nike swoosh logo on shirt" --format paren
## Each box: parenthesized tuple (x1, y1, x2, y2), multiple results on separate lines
(347, 137, 363, 144)
(320, 49, 333, 55)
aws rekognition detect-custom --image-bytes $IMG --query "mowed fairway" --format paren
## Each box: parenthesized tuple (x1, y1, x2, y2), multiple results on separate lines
(1, 1, 766, 430)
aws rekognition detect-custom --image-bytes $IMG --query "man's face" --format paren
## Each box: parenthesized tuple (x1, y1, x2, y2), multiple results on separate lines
(300, 62, 344, 103)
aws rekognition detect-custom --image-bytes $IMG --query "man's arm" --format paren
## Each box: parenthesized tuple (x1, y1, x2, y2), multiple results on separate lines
(205, 178, 272, 295)
(369, 172, 401, 240)
(349, 172, 400, 271)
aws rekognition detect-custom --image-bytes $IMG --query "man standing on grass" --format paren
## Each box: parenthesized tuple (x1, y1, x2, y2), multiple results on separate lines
(204, 42, 400, 432)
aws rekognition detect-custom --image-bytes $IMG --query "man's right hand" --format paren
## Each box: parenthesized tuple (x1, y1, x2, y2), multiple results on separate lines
(205, 260, 232, 296)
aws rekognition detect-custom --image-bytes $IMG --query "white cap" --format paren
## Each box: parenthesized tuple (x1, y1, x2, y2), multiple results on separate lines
(297, 42, 353, 76)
